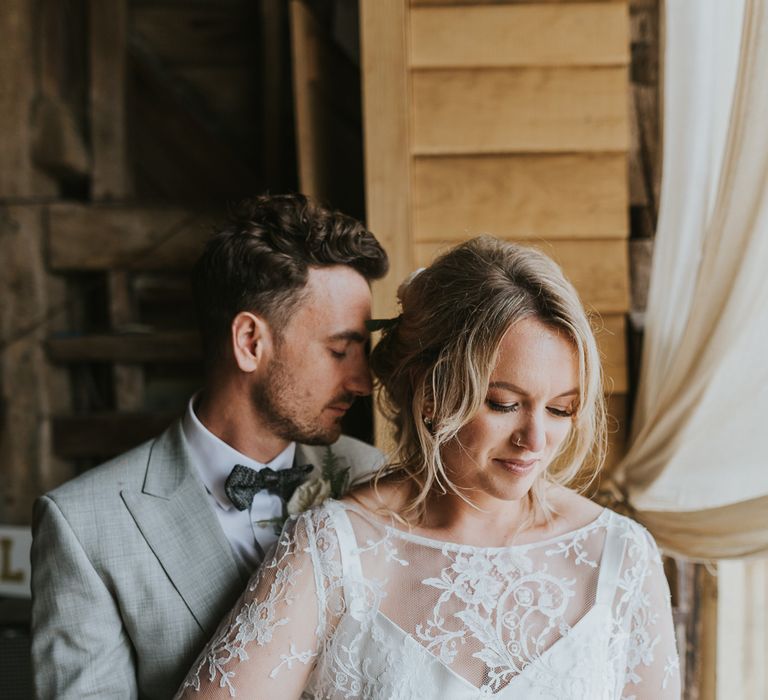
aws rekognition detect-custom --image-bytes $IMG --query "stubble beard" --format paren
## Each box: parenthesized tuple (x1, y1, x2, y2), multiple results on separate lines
(252, 354, 345, 446)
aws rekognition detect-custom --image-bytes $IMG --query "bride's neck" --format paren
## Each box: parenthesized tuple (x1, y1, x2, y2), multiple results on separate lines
(419, 489, 544, 547)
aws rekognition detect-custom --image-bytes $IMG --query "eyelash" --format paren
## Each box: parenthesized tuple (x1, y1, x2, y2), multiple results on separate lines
(487, 401, 519, 413)
(487, 401, 573, 418)
(330, 350, 347, 360)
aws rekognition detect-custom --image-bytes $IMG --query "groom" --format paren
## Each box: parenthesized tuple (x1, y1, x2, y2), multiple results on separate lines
(30, 194, 389, 699)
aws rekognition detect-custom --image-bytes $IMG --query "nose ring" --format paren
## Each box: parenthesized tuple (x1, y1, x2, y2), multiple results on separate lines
(514, 436, 523, 448)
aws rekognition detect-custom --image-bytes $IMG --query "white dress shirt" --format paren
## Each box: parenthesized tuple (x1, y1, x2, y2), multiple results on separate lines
(182, 395, 296, 571)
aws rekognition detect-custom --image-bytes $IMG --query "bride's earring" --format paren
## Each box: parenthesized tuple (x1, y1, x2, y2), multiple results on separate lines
(423, 415, 433, 429)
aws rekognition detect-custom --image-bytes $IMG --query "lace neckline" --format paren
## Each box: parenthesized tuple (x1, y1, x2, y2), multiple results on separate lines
(334, 500, 611, 553)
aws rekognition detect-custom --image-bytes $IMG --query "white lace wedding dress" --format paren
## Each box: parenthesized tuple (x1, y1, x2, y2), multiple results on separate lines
(178, 500, 680, 699)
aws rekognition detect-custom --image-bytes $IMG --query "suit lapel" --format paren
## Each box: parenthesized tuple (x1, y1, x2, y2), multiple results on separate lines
(122, 422, 246, 636)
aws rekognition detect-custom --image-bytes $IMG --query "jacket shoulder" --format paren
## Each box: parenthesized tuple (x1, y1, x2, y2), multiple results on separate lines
(43, 422, 176, 508)
(298, 435, 385, 482)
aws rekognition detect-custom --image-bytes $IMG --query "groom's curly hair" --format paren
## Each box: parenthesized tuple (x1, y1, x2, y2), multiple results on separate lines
(192, 193, 388, 368)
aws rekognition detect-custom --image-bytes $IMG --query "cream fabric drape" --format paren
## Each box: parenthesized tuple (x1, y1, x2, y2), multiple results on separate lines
(614, 0, 768, 559)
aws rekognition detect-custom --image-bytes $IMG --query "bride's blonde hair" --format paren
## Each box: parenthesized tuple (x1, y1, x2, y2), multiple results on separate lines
(369, 236, 606, 525)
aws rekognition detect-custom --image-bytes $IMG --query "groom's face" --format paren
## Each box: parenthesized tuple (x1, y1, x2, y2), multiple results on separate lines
(253, 265, 374, 445)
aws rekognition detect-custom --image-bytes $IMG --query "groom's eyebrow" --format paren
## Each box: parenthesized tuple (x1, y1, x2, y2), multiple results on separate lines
(328, 330, 367, 343)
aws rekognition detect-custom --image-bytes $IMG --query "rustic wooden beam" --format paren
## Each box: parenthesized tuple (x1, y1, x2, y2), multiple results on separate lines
(360, 0, 413, 450)
(108, 271, 144, 409)
(629, 0, 661, 235)
(89, 0, 130, 199)
(33, 0, 89, 184)
(89, 0, 144, 410)
(0, 0, 57, 198)
(291, 0, 326, 201)
(46, 331, 201, 364)
(260, 0, 290, 190)
(52, 411, 179, 459)
(360, 0, 413, 321)
(289, 0, 365, 218)
(47, 204, 212, 271)
(0, 206, 72, 523)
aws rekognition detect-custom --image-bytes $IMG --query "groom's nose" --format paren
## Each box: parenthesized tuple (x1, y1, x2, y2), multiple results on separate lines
(345, 354, 373, 397)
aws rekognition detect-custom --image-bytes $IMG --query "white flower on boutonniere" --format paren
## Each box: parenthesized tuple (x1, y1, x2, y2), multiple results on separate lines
(287, 477, 332, 516)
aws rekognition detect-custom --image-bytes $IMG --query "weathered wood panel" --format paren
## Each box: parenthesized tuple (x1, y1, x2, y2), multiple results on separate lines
(0, 207, 71, 523)
(628, 0, 661, 240)
(0, 1, 56, 198)
(412, 66, 629, 154)
(46, 331, 200, 363)
(260, 0, 292, 190)
(290, 0, 365, 218)
(52, 411, 178, 459)
(89, 0, 130, 199)
(47, 204, 211, 271)
(108, 271, 144, 410)
(413, 153, 628, 240)
(132, 4, 255, 67)
(33, 0, 89, 184)
(129, 37, 261, 203)
(290, 0, 319, 196)
(410, 3, 629, 68)
(415, 239, 630, 312)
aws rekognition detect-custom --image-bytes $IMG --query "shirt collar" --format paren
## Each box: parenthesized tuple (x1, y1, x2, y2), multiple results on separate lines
(183, 393, 297, 510)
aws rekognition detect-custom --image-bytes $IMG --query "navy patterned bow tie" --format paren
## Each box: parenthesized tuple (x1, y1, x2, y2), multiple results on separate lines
(224, 463, 314, 510)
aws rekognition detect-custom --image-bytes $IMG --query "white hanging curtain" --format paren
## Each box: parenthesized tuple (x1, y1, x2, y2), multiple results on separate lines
(614, 0, 768, 559)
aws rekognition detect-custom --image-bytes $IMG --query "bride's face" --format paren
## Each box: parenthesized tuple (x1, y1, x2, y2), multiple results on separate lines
(441, 317, 579, 504)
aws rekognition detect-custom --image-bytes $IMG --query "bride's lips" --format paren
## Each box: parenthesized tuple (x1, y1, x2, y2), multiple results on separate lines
(494, 458, 539, 475)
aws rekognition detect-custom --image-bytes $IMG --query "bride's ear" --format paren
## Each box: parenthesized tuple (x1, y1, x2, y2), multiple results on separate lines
(231, 312, 272, 373)
(420, 389, 435, 429)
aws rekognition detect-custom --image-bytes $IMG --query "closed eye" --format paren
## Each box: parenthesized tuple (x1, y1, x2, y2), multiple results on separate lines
(487, 401, 520, 413)
(547, 406, 574, 418)
(329, 349, 347, 360)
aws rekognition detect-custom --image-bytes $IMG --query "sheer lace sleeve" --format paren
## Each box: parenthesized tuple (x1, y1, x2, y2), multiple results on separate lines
(175, 507, 343, 700)
(616, 523, 681, 699)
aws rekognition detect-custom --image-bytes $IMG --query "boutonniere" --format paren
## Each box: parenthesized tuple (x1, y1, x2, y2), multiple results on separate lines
(258, 447, 351, 535)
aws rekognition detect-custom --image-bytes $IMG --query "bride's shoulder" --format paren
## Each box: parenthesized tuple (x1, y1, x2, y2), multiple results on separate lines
(343, 477, 409, 513)
(549, 485, 603, 519)
(548, 486, 659, 551)
(544, 485, 605, 534)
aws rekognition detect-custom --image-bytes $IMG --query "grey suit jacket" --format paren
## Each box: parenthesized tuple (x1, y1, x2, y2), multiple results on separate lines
(30, 419, 384, 700)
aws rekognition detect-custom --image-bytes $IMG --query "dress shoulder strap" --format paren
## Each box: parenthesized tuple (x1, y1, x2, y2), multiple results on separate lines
(324, 502, 368, 615)
(595, 511, 627, 605)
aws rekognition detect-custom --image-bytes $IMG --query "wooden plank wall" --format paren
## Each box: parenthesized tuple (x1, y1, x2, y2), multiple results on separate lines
(0, 1, 78, 525)
(1, 0, 279, 520)
(361, 0, 630, 464)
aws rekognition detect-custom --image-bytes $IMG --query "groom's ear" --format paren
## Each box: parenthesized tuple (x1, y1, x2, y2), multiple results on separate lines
(231, 311, 272, 373)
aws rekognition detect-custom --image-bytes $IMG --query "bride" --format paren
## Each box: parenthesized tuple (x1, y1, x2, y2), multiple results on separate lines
(176, 236, 680, 699)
